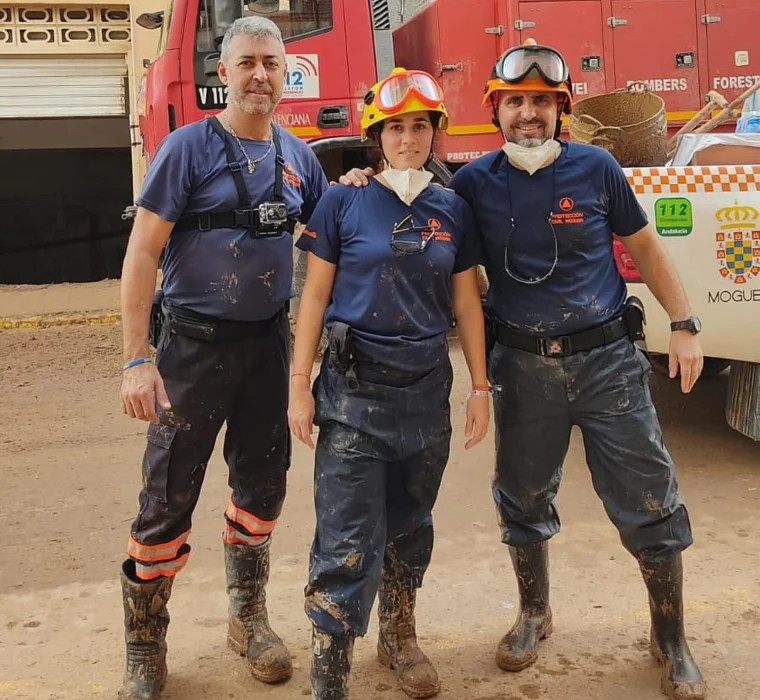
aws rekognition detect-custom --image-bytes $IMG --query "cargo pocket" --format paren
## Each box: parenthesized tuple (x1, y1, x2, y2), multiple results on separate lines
(143, 423, 177, 504)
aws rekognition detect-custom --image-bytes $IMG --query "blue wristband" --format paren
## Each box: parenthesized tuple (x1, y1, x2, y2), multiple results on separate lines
(123, 356, 153, 371)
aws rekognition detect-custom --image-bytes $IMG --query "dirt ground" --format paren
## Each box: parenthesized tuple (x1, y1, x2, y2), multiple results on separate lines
(0, 284, 759, 700)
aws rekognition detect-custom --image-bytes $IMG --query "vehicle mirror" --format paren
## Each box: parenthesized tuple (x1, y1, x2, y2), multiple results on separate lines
(136, 11, 164, 30)
(246, 0, 279, 14)
(204, 52, 221, 77)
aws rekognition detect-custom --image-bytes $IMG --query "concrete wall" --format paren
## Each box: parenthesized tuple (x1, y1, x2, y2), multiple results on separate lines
(389, 0, 432, 25)
(0, 0, 163, 283)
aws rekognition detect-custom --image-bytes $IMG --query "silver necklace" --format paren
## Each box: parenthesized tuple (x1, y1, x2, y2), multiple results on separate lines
(223, 117, 273, 174)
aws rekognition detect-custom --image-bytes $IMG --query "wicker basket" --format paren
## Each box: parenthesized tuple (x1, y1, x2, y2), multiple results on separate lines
(568, 84, 669, 167)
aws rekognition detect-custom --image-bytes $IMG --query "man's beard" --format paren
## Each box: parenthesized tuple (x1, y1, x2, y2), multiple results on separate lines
(513, 136, 548, 147)
(506, 118, 550, 147)
(228, 83, 282, 116)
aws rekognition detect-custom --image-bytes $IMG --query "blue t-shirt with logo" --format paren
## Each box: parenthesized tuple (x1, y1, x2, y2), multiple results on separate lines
(136, 118, 328, 322)
(296, 179, 482, 372)
(449, 141, 647, 336)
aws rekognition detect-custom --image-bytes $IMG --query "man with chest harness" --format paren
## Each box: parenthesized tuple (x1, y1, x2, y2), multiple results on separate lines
(116, 16, 327, 699)
(343, 41, 707, 700)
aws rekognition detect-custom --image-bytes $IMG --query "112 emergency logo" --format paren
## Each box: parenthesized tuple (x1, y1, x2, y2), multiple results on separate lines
(284, 54, 320, 99)
(715, 201, 760, 284)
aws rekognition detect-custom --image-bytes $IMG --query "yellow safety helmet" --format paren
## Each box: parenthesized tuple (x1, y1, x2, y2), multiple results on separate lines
(361, 67, 449, 140)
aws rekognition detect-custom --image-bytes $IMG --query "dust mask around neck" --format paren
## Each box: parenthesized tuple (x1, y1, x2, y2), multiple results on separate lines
(502, 139, 561, 175)
(379, 166, 434, 206)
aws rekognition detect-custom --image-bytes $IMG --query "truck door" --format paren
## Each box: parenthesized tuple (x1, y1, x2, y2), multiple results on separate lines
(703, 0, 760, 104)
(514, 1, 607, 100)
(436, 0, 500, 138)
(608, 0, 701, 118)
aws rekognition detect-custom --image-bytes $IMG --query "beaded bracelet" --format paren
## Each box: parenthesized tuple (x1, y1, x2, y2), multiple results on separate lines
(123, 357, 153, 371)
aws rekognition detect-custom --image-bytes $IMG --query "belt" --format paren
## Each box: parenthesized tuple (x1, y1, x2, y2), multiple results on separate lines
(164, 303, 283, 342)
(495, 316, 629, 357)
(173, 211, 297, 236)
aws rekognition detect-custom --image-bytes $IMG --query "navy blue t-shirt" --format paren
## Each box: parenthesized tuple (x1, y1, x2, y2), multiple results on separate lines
(137, 118, 328, 321)
(296, 179, 482, 372)
(449, 142, 647, 336)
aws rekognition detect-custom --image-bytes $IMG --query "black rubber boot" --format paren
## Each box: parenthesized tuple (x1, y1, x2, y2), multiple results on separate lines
(495, 541, 553, 672)
(117, 560, 174, 700)
(639, 552, 706, 700)
(225, 540, 293, 684)
(311, 627, 355, 700)
(377, 575, 440, 699)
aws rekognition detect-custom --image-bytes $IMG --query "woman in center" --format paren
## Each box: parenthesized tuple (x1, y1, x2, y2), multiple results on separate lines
(289, 68, 490, 700)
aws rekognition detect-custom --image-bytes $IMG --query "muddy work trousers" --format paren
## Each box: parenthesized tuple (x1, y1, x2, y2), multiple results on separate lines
(305, 358, 453, 637)
(126, 310, 291, 580)
(489, 337, 692, 557)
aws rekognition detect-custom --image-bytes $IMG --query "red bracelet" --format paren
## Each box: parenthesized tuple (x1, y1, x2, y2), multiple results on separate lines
(472, 384, 490, 391)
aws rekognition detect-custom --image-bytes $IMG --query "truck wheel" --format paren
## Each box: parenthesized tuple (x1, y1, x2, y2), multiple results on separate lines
(649, 353, 731, 377)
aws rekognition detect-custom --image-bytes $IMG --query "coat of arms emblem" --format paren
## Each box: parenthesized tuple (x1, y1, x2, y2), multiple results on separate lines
(715, 202, 760, 284)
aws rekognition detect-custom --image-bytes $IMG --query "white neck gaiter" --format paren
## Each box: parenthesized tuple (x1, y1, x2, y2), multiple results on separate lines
(378, 167, 434, 205)
(502, 139, 561, 175)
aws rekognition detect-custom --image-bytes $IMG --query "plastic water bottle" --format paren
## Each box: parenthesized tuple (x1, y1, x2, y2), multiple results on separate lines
(736, 113, 760, 133)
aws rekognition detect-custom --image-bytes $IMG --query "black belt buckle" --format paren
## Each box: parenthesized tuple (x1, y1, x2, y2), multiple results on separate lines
(197, 213, 212, 232)
(538, 336, 571, 357)
(232, 209, 255, 229)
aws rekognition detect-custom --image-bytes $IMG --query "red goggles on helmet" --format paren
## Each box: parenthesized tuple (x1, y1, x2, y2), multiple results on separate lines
(371, 70, 445, 113)
(494, 45, 570, 87)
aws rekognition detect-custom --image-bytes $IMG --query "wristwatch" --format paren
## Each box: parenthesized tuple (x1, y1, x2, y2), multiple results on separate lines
(670, 316, 702, 335)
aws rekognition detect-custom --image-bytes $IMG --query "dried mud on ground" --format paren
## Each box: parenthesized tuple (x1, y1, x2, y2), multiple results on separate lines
(0, 322, 758, 700)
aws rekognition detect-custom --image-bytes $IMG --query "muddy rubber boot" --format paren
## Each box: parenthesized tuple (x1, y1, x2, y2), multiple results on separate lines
(639, 552, 706, 700)
(310, 627, 355, 700)
(377, 577, 440, 699)
(495, 541, 553, 672)
(117, 560, 174, 700)
(225, 540, 293, 684)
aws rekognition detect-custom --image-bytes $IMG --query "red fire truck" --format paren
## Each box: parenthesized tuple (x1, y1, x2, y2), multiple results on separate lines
(136, 0, 758, 179)
(136, 0, 398, 181)
(394, 0, 758, 166)
(134, 0, 760, 439)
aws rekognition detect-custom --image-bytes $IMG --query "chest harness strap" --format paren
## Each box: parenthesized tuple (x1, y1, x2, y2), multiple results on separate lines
(173, 117, 296, 237)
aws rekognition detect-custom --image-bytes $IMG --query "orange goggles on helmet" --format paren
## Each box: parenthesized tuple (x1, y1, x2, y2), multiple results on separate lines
(371, 70, 445, 113)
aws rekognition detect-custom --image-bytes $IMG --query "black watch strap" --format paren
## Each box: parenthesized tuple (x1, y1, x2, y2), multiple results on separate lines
(670, 316, 701, 334)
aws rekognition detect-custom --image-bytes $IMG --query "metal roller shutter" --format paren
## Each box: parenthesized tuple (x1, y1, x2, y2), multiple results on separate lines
(0, 55, 127, 118)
